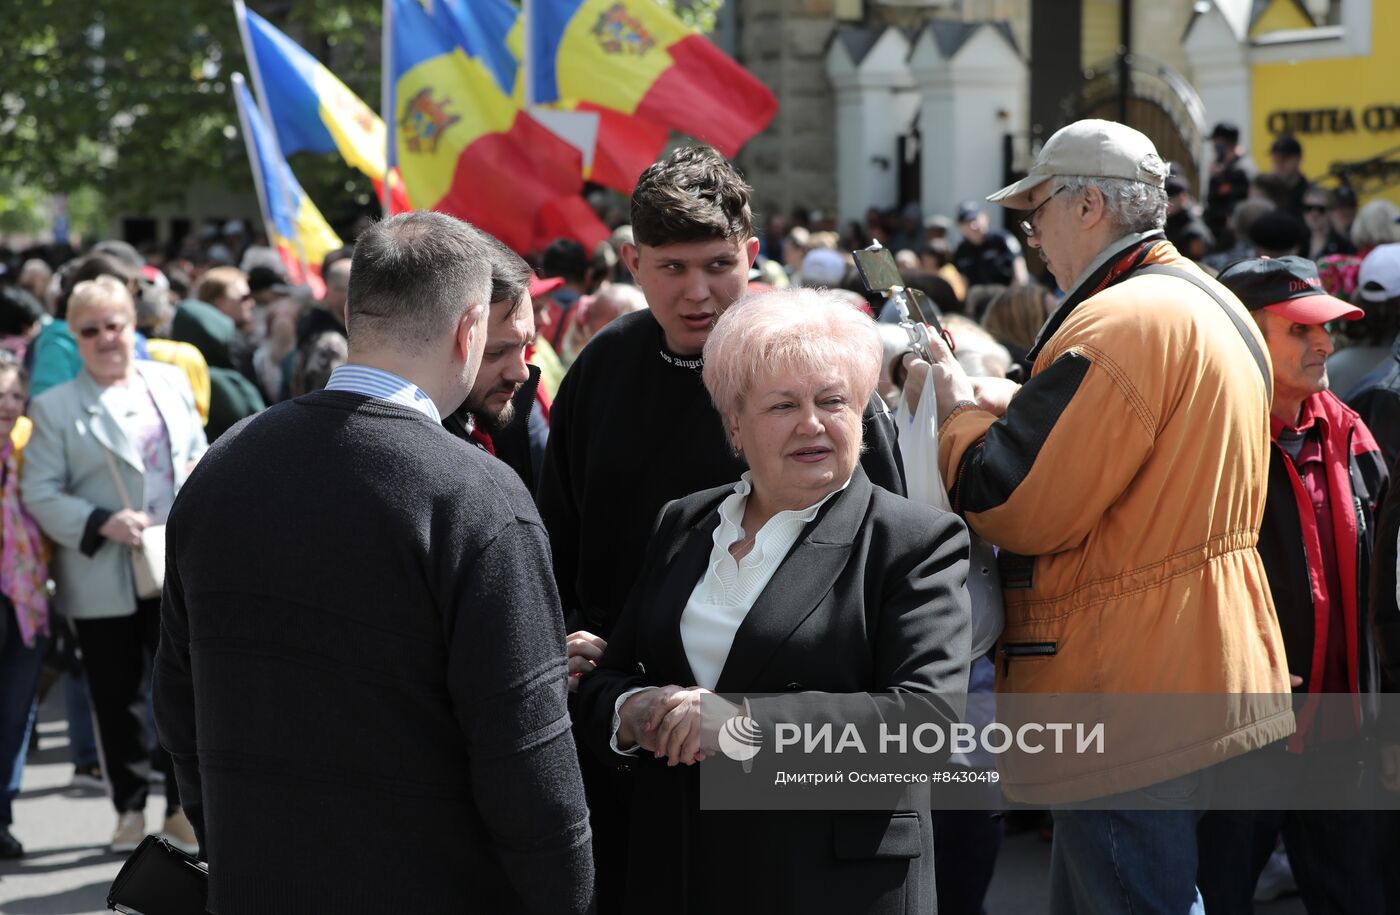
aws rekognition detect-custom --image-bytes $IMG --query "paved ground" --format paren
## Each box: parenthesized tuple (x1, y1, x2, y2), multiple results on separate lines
(1, 688, 1306, 914)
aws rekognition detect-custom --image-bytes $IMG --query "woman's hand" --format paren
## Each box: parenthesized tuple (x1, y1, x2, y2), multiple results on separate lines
(649, 688, 742, 767)
(565, 630, 607, 693)
(100, 509, 151, 547)
(616, 685, 685, 752)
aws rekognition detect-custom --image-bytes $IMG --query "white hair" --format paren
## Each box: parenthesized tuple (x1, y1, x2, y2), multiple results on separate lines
(1059, 175, 1167, 234)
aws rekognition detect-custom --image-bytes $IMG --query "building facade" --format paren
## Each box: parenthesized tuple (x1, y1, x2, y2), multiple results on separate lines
(732, 0, 1389, 231)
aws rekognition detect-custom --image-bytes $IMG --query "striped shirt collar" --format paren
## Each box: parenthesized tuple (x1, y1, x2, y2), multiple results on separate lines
(323, 364, 441, 423)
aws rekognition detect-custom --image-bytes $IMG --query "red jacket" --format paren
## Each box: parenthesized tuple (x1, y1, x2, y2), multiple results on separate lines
(1257, 391, 1389, 738)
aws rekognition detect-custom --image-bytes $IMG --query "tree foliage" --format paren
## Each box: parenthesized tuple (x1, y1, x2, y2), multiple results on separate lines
(659, 0, 725, 33)
(0, 1, 385, 232)
(0, 0, 720, 236)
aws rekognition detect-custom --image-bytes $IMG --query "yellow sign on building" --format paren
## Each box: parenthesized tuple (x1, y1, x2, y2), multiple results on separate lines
(1252, 0, 1400, 205)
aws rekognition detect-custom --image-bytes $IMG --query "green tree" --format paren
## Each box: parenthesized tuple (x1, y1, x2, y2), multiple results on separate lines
(0, 1, 382, 233)
(659, 0, 725, 33)
(0, 0, 721, 238)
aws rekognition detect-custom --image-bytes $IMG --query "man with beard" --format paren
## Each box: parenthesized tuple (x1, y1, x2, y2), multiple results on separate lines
(443, 237, 546, 490)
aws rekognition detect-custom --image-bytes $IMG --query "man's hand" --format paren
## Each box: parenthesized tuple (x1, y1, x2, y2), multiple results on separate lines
(565, 630, 607, 693)
(970, 377, 1020, 418)
(902, 331, 1013, 422)
(99, 509, 151, 548)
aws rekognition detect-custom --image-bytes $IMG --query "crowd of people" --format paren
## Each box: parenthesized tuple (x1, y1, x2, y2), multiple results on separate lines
(0, 119, 1396, 914)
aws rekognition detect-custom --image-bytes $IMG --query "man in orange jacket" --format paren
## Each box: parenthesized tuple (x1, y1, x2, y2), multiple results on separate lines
(909, 119, 1293, 914)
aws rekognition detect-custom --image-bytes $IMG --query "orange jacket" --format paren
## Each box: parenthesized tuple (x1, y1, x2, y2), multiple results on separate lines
(939, 237, 1293, 801)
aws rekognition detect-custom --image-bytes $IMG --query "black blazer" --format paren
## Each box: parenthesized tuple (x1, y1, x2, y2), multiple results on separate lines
(575, 468, 972, 915)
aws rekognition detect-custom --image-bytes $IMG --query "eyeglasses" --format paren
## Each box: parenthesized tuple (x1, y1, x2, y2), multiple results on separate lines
(1018, 186, 1067, 238)
(76, 319, 129, 340)
(1304, 204, 1328, 214)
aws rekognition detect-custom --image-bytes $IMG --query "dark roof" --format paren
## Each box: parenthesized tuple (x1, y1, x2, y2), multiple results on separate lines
(919, 19, 1020, 60)
(830, 25, 919, 66)
(834, 25, 884, 66)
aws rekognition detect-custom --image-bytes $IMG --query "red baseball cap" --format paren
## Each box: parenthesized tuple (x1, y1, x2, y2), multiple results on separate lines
(1216, 255, 1362, 324)
(529, 274, 564, 298)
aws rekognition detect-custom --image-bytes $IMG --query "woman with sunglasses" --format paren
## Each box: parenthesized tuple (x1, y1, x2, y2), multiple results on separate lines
(20, 276, 207, 855)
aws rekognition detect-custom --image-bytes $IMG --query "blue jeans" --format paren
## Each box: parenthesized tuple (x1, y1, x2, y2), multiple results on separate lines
(0, 606, 47, 825)
(1049, 771, 1207, 915)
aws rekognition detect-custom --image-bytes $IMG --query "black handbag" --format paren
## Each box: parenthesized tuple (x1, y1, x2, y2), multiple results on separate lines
(107, 835, 209, 915)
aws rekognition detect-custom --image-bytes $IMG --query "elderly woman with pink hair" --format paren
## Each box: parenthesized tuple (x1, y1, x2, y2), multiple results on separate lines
(575, 287, 972, 915)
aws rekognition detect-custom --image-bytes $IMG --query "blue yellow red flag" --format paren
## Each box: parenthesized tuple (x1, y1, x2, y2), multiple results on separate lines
(231, 72, 343, 296)
(447, 0, 666, 193)
(385, 0, 608, 253)
(235, 0, 407, 211)
(528, 0, 776, 158)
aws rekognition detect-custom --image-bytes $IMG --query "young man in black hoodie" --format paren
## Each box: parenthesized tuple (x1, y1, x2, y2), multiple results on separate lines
(537, 144, 904, 911)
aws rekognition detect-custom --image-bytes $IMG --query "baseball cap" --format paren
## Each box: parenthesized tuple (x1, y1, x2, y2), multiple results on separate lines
(1164, 167, 1189, 198)
(1270, 134, 1303, 158)
(529, 274, 565, 298)
(247, 264, 289, 295)
(987, 119, 1167, 210)
(1217, 256, 1363, 323)
(140, 265, 169, 291)
(1210, 122, 1240, 143)
(1247, 210, 1307, 256)
(800, 248, 846, 288)
(955, 201, 981, 223)
(1357, 243, 1400, 304)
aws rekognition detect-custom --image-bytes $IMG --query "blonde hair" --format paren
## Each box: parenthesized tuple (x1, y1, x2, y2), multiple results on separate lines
(67, 276, 135, 326)
(1352, 199, 1400, 249)
(703, 287, 880, 424)
(194, 265, 247, 305)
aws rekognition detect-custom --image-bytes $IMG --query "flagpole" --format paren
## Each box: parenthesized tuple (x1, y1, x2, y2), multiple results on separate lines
(381, 0, 394, 215)
(233, 0, 313, 284)
(231, 73, 279, 266)
(522, 0, 533, 109)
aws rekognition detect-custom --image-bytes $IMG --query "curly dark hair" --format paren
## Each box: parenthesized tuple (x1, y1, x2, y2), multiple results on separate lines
(630, 146, 755, 247)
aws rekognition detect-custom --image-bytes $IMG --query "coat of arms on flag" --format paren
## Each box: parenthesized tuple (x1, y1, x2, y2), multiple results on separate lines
(400, 87, 461, 155)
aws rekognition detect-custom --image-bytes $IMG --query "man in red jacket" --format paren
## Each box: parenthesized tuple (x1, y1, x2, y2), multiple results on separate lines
(1199, 256, 1388, 914)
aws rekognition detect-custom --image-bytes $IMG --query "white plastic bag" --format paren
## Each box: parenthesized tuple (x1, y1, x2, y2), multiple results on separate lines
(895, 377, 1005, 657)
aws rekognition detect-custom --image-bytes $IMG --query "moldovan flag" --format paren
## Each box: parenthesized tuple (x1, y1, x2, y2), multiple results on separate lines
(459, 0, 668, 193)
(232, 73, 343, 295)
(528, 0, 777, 158)
(235, 0, 407, 211)
(386, 0, 608, 253)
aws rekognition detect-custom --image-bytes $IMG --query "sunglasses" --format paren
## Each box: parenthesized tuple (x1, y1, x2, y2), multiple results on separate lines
(76, 319, 129, 339)
(1304, 204, 1328, 214)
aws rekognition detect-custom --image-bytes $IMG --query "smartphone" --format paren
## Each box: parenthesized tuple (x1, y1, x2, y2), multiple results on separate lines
(853, 246, 954, 350)
(852, 246, 903, 292)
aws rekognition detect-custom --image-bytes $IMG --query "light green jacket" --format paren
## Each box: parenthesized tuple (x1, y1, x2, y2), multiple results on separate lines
(21, 362, 207, 619)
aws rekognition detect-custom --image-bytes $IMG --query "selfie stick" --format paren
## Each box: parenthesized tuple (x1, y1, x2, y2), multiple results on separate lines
(889, 283, 934, 363)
